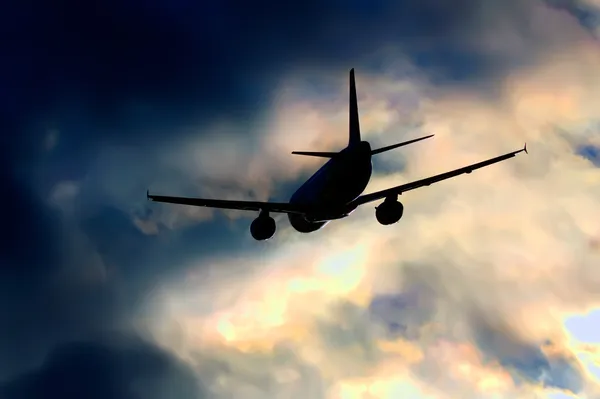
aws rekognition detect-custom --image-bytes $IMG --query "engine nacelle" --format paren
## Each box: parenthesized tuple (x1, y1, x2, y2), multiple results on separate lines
(375, 199, 404, 225)
(250, 214, 276, 240)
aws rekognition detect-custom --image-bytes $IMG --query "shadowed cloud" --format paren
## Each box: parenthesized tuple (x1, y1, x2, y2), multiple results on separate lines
(469, 312, 584, 393)
(0, 335, 205, 399)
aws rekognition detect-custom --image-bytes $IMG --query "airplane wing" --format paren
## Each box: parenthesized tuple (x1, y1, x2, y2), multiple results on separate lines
(349, 144, 528, 208)
(146, 192, 308, 215)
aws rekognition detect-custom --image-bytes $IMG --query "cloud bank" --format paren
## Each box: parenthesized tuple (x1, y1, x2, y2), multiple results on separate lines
(2, 0, 600, 398)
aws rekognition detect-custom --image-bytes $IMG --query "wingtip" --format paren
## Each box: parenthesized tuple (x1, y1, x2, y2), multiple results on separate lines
(146, 189, 150, 200)
(524, 143, 528, 154)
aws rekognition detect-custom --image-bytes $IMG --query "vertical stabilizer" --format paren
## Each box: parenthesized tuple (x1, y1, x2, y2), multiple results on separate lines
(349, 68, 361, 146)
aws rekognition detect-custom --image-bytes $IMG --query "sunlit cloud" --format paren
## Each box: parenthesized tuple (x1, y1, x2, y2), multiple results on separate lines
(544, 390, 582, 399)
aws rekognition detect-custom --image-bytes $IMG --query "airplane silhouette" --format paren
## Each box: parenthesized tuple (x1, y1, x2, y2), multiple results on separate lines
(147, 68, 527, 240)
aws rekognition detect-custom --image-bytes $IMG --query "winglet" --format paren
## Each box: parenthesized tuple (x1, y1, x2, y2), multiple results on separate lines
(147, 189, 150, 200)
(524, 143, 528, 154)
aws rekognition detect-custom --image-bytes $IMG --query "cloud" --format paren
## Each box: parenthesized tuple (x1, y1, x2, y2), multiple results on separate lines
(0, 335, 205, 399)
(4, 0, 600, 398)
(545, 0, 600, 37)
(469, 312, 584, 392)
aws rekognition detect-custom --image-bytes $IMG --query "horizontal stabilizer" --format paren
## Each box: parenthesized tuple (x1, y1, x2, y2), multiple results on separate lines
(371, 134, 434, 155)
(291, 151, 339, 158)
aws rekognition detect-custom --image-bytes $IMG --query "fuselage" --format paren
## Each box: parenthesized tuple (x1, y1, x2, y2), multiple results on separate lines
(287, 141, 373, 233)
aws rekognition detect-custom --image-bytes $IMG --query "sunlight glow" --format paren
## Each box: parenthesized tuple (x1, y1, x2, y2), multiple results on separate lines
(331, 374, 437, 399)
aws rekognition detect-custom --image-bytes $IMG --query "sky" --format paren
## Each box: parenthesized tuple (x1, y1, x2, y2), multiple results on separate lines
(1, 0, 600, 398)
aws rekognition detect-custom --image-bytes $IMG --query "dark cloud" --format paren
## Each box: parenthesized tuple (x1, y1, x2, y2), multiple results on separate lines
(365, 257, 452, 342)
(0, 335, 206, 399)
(544, 0, 600, 33)
(368, 288, 436, 340)
(469, 313, 584, 393)
(2, 0, 542, 155)
(0, 201, 250, 379)
(0, 164, 61, 280)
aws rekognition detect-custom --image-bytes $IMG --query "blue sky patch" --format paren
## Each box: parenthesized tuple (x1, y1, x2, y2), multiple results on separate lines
(577, 145, 600, 166)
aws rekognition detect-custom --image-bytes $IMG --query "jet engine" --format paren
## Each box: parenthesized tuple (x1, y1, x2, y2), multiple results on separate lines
(375, 199, 404, 225)
(250, 213, 276, 240)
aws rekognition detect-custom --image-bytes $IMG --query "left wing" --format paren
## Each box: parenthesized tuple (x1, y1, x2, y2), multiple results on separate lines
(348, 144, 528, 208)
(147, 192, 308, 215)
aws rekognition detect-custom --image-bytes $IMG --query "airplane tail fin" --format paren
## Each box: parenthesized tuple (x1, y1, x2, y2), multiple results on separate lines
(291, 69, 361, 157)
(371, 134, 434, 155)
(349, 68, 361, 147)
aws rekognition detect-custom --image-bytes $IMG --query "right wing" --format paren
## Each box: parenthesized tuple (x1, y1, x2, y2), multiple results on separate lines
(147, 192, 308, 215)
(349, 144, 528, 208)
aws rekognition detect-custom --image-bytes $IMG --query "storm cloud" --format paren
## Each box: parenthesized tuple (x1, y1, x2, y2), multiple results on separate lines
(0, 335, 205, 399)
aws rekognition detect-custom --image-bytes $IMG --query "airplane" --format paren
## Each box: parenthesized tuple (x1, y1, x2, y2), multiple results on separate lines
(147, 68, 528, 241)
